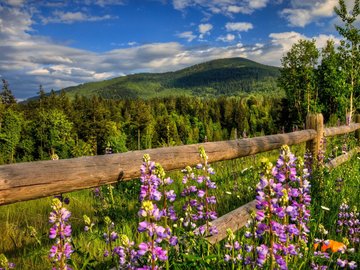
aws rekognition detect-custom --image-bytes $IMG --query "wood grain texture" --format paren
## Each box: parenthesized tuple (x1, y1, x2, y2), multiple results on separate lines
(0, 130, 317, 205)
(306, 114, 324, 158)
(324, 123, 360, 137)
(325, 147, 360, 170)
(356, 115, 360, 141)
(206, 200, 257, 244)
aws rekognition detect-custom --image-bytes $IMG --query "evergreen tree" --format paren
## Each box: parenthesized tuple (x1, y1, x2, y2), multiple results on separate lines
(1, 79, 16, 106)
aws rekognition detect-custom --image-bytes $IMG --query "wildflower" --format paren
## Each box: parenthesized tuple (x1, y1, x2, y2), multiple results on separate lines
(316, 240, 346, 253)
(348, 261, 357, 269)
(336, 201, 360, 245)
(0, 254, 15, 270)
(337, 258, 347, 268)
(320, 206, 330, 211)
(248, 146, 311, 268)
(48, 198, 73, 270)
(181, 147, 218, 236)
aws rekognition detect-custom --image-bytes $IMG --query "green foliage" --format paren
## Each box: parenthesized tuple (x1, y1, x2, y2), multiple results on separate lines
(278, 39, 319, 124)
(0, 91, 289, 163)
(1, 79, 16, 106)
(0, 109, 23, 163)
(334, 0, 360, 121)
(32, 109, 73, 159)
(317, 40, 348, 120)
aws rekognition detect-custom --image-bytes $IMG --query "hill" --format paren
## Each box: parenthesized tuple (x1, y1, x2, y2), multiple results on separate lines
(57, 57, 282, 99)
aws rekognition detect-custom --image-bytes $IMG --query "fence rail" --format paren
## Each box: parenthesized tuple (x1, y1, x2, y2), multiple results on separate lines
(0, 114, 359, 243)
(0, 129, 318, 206)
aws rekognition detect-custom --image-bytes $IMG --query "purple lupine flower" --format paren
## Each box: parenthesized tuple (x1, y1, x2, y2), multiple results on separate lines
(275, 254, 288, 270)
(336, 200, 360, 245)
(169, 236, 178, 246)
(137, 242, 149, 256)
(256, 244, 268, 266)
(209, 225, 218, 235)
(206, 180, 216, 189)
(48, 198, 73, 269)
(348, 261, 357, 269)
(110, 231, 118, 241)
(180, 147, 218, 239)
(250, 145, 312, 269)
(166, 190, 176, 202)
(154, 247, 167, 261)
(337, 259, 347, 268)
(197, 189, 205, 198)
(244, 231, 252, 238)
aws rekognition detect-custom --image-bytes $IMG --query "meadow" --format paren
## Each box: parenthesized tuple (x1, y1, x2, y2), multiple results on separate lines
(0, 132, 359, 269)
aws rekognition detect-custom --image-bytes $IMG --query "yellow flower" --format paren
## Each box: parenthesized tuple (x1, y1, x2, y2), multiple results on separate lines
(142, 200, 154, 212)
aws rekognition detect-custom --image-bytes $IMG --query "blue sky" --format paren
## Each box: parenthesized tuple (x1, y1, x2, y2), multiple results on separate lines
(0, 0, 358, 99)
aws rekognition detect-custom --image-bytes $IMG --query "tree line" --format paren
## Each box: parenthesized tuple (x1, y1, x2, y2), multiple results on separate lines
(0, 87, 287, 164)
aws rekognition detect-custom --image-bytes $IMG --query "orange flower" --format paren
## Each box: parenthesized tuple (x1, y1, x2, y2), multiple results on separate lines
(317, 240, 346, 253)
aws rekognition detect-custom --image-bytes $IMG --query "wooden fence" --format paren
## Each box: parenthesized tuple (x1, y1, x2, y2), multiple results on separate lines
(0, 114, 359, 244)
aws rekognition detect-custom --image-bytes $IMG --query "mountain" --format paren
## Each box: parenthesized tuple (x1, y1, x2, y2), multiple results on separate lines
(58, 57, 282, 99)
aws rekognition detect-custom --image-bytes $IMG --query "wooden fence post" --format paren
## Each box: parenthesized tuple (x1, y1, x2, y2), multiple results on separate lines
(306, 113, 324, 158)
(356, 114, 360, 142)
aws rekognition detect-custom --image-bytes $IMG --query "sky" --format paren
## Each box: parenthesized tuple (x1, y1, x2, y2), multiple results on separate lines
(0, 0, 358, 99)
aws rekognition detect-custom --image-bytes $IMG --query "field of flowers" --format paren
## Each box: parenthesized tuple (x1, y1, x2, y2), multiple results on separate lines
(0, 135, 359, 270)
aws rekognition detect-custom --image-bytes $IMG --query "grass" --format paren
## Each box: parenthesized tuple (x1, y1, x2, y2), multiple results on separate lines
(0, 141, 359, 269)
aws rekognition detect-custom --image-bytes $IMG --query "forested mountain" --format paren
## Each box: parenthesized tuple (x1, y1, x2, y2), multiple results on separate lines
(58, 57, 281, 99)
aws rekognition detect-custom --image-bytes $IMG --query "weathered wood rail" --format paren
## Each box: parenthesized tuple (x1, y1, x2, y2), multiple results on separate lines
(0, 114, 359, 244)
(0, 130, 317, 205)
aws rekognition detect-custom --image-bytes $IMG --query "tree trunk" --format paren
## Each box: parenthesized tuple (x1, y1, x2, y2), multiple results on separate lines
(138, 128, 141, 150)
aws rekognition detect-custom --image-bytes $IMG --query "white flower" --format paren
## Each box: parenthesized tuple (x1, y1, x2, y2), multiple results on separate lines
(321, 206, 330, 211)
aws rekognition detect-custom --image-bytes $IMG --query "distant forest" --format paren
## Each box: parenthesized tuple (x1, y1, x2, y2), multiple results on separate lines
(0, 90, 289, 163)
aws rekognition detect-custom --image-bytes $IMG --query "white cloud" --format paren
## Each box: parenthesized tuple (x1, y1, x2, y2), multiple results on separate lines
(172, 0, 269, 16)
(3, 0, 25, 6)
(199, 23, 213, 34)
(261, 31, 341, 65)
(281, 0, 338, 27)
(0, 5, 32, 41)
(227, 5, 248, 13)
(226, 22, 253, 32)
(198, 23, 213, 38)
(176, 31, 197, 42)
(217, 34, 236, 42)
(41, 11, 116, 24)
(93, 0, 125, 6)
(249, 0, 268, 9)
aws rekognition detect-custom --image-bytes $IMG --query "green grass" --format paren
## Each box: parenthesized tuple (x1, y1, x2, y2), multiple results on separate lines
(0, 142, 359, 269)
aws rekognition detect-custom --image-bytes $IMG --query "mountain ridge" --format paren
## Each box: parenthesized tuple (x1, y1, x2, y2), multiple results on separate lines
(35, 57, 282, 100)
